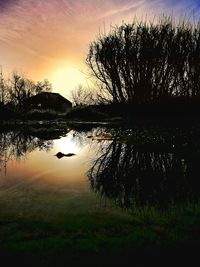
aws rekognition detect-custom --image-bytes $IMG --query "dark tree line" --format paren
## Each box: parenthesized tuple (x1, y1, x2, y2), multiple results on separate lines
(87, 17, 200, 104)
(0, 70, 52, 111)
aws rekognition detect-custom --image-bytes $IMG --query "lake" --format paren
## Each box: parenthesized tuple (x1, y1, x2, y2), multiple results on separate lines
(1, 124, 200, 216)
(1, 123, 200, 266)
(0, 127, 106, 219)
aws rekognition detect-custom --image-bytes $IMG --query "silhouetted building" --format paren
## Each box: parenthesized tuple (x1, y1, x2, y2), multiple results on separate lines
(24, 92, 72, 113)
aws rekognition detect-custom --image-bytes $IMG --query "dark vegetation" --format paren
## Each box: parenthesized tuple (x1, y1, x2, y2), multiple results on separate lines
(1, 209, 200, 267)
(0, 71, 53, 119)
(66, 105, 108, 121)
(87, 17, 200, 104)
(24, 109, 58, 120)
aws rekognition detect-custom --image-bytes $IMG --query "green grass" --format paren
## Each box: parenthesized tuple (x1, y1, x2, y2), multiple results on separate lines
(1, 187, 200, 266)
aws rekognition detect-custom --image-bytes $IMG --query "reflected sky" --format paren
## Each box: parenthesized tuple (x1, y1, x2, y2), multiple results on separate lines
(0, 130, 99, 217)
(1, 126, 200, 213)
(0, 131, 94, 189)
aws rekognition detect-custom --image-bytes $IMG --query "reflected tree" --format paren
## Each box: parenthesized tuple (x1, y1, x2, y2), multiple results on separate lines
(88, 139, 200, 209)
(0, 131, 53, 175)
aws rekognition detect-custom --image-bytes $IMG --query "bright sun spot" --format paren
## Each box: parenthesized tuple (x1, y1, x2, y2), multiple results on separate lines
(54, 134, 81, 155)
(51, 66, 86, 95)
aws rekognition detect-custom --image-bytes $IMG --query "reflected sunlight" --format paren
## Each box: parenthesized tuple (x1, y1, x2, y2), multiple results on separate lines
(54, 134, 81, 155)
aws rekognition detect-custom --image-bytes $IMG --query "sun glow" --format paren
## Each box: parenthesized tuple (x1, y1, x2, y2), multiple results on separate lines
(53, 134, 82, 155)
(50, 65, 87, 95)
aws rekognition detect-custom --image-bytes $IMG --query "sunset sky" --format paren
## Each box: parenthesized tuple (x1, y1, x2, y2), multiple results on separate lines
(0, 0, 200, 98)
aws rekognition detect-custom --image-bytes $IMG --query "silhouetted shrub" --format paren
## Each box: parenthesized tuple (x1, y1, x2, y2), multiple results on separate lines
(66, 106, 107, 121)
(87, 17, 200, 104)
(0, 103, 19, 119)
(25, 109, 57, 120)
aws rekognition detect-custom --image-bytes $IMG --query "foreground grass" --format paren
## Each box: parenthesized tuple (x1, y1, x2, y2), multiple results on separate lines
(1, 189, 200, 266)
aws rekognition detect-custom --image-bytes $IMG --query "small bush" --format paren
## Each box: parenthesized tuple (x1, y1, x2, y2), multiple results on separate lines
(25, 109, 58, 120)
(66, 106, 107, 121)
(0, 104, 19, 120)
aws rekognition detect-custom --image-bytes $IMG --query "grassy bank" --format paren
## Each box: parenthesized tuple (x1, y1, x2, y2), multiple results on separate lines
(0, 190, 200, 266)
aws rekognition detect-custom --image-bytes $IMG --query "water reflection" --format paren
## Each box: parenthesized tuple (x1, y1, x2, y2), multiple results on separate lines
(0, 131, 53, 174)
(88, 138, 200, 209)
(1, 126, 200, 210)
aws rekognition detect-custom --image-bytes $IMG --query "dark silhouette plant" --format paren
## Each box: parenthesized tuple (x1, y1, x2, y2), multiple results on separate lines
(87, 17, 200, 105)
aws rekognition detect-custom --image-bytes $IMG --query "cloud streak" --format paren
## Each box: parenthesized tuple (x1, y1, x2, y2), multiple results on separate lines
(0, 0, 200, 93)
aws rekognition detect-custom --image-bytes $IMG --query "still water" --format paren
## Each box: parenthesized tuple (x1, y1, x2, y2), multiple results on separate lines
(0, 125, 200, 218)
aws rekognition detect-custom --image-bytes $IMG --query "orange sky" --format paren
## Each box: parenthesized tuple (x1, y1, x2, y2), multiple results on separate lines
(0, 0, 199, 98)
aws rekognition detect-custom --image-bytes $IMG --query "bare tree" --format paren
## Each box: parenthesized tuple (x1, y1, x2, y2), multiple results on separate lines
(70, 84, 97, 106)
(7, 72, 52, 110)
(0, 65, 5, 104)
(35, 79, 52, 94)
